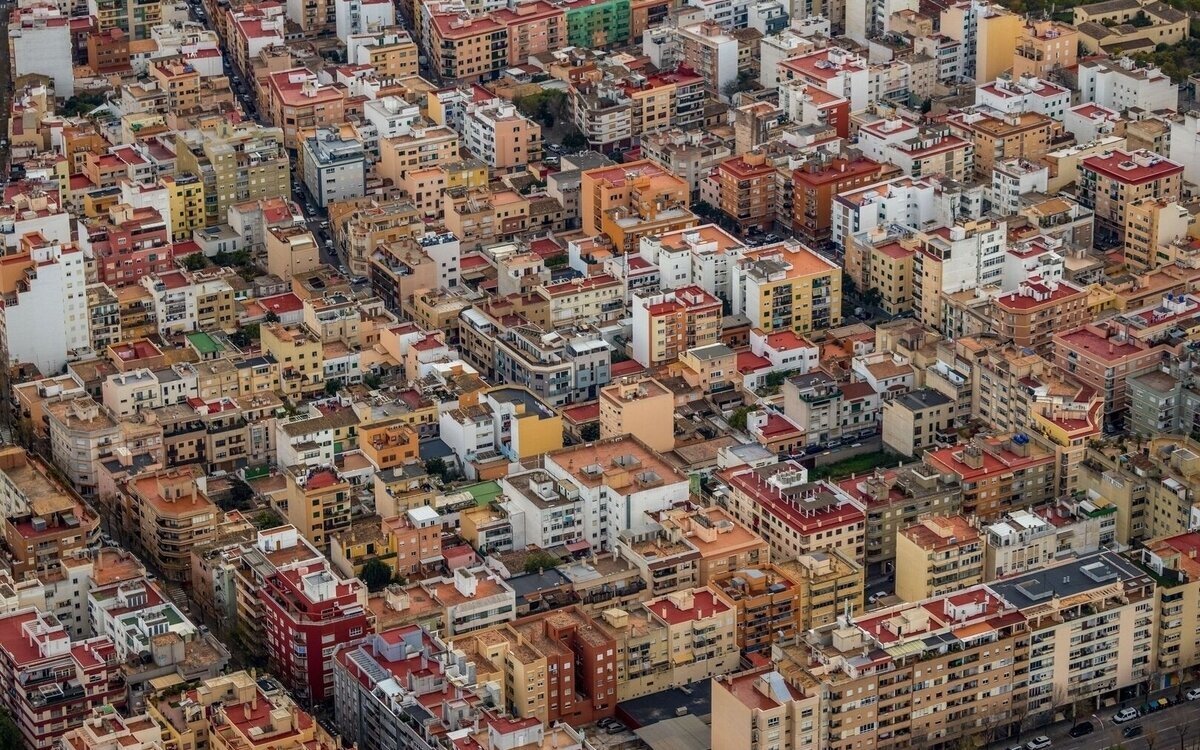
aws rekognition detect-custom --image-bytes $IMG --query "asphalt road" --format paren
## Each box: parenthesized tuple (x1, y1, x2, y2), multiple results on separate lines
(1, 1, 12, 175)
(1019, 694, 1200, 750)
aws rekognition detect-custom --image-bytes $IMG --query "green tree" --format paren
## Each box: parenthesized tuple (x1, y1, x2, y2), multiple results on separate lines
(729, 406, 752, 431)
(425, 457, 450, 481)
(253, 510, 283, 529)
(580, 423, 600, 442)
(181, 253, 208, 271)
(360, 559, 394, 592)
(325, 377, 343, 396)
(0, 708, 24, 750)
(561, 129, 587, 151)
(523, 550, 561, 573)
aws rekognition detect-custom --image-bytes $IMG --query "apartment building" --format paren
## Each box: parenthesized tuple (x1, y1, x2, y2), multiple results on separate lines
(265, 70, 348, 151)
(580, 162, 685, 241)
(598, 377, 675, 452)
(857, 119, 974, 182)
(990, 278, 1088, 354)
(463, 99, 542, 174)
(836, 465, 963, 566)
(261, 323, 325, 398)
(925, 435, 1055, 518)
(491, 1, 565, 65)
(0, 609, 125, 750)
(652, 505, 769, 585)
(777, 585, 1028, 750)
(346, 29, 419, 76)
(1123, 199, 1192, 270)
(722, 461, 865, 563)
(895, 515, 983, 601)
(149, 671, 338, 750)
(46, 397, 121, 498)
(629, 286, 722, 369)
(260, 557, 369, 703)
(428, 14, 508, 83)
(283, 465, 352, 553)
(1077, 149, 1184, 244)
(0, 234, 88, 376)
(333, 626, 478, 750)
(711, 667, 823, 750)
(119, 467, 217, 583)
(713, 564, 805, 652)
(1052, 323, 1168, 427)
(882, 388, 956, 457)
(792, 155, 889, 248)
(1013, 19, 1078, 78)
(301, 129, 366, 209)
(561, 0, 630, 47)
(732, 242, 841, 335)
(946, 110, 1055, 178)
(88, 0, 160, 39)
(0, 446, 99, 579)
(175, 122, 290, 226)
(1141, 532, 1200, 682)
(991, 552, 1155, 721)
(714, 152, 777, 234)
(541, 436, 688, 553)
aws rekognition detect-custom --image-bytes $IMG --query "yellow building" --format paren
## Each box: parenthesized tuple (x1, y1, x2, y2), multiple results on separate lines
(149, 671, 336, 750)
(736, 242, 842, 335)
(779, 549, 864, 633)
(351, 29, 419, 78)
(894, 515, 983, 601)
(443, 158, 489, 190)
(284, 465, 352, 552)
(161, 175, 205, 242)
(712, 668, 822, 750)
(867, 240, 914, 315)
(598, 377, 674, 452)
(357, 417, 420, 471)
(942, 1, 1020, 82)
(1124, 198, 1193, 270)
(1014, 20, 1078, 79)
(1143, 531, 1200, 682)
(261, 322, 324, 398)
(377, 124, 460, 185)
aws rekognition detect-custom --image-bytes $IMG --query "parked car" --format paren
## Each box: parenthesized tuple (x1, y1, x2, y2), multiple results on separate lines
(604, 722, 627, 735)
(868, 591, 888, 604)
(1025, 737, 1051, 750)
(1068, 722, 1095, 738)
(596, 718, 619, 730)
(1187, 688, 1200, 701)
(1113, 707, 1140, 724)
(1123, 725, 1143, 738)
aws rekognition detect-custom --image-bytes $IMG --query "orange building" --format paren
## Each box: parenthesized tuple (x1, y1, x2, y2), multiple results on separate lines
(1013, 20, 1078, 79)
(491, 1, 566, 67)
(631, 285, 722, 367)
(87, 27, 130, 73)
(715, 152, 777, 234)
(428, 13, 508, 83)
(792, 155, 892, 247)
(580, 159, 693, 250)
(266, 69, 347, 150)
(150, 59, 202, 113)
(990, 278, 1088, 354)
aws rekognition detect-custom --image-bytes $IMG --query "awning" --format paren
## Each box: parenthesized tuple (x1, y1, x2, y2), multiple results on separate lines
(672, 651, 694, 665)
(884, 641, 926, 659)
(565, 540, 591, 553)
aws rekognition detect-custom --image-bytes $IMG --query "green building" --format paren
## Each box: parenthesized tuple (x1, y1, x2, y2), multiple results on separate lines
(563, 0, 632, 48)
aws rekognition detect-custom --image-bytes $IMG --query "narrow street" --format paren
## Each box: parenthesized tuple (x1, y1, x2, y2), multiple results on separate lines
(1, 0, 13, 176)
